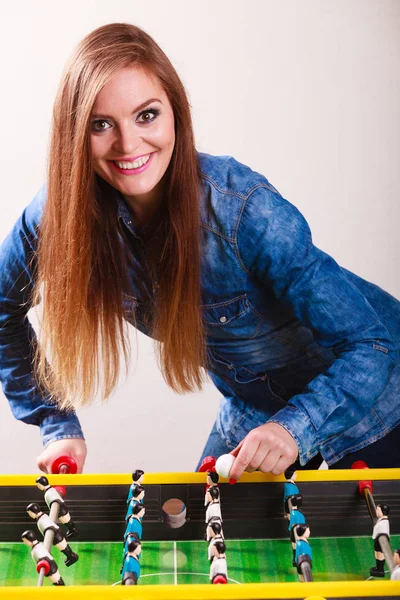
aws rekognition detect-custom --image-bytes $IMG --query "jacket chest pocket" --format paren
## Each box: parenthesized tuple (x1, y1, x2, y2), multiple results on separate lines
(202, 294, 261, 339)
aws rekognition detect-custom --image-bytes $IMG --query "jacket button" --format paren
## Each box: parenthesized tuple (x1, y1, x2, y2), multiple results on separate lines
(219, 316, 227, 323)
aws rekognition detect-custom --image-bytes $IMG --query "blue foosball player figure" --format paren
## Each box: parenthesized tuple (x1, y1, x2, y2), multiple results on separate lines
(126, 484, 145, 513)
(283, 468, 300, 518)
(123, 532, 141, 558)
(121, 539, 141, 585)
(294, 524, 313, 582)
(124, 502, 145, 540)
(126, 471, 145, 504)
(125, 485, 145, 520)
(288, 495, 306, 566)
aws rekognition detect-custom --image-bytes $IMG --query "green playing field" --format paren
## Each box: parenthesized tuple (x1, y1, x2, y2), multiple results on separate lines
(1, 535, 399, 587)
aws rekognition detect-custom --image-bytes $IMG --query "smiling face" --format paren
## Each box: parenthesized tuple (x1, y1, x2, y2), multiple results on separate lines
(90, 66, 175, 219)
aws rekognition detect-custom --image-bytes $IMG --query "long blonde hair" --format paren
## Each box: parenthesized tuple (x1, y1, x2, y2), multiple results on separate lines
(31, 23, 206, 410)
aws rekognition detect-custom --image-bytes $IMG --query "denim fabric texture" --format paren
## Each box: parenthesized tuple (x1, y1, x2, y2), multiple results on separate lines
(1, 151, 399, 464)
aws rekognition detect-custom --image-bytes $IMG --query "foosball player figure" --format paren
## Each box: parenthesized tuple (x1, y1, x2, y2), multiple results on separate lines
(125, 485, 145, 520)
(206, 516, 224, 541)
(124, 502, 145, 540)
(123, 532, 141, 558)
(205, 486, 222, 524)
(35, 476, 78, 539)
(288, 495, 306, 566)
(205, 471, 219, 501)
(294, 524, 313, 582)
(127, 470, 144, 503)
(26, 503, 79, 566)
(370, 503, 390, 578)
(283, 468, 300, 519)
(206, 516, 224, 542)
(210, 540, 228, 584)
(205, 475, 219, 508)
(391, 549, 400, 581)
(207, 520, 224, 562)
(121, 538, 141, 585)
(21, 530, 65, 586)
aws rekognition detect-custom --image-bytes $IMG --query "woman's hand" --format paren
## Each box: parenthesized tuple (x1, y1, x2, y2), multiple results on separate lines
(36, 438, 87, 474)
(229, 422, 298, 479)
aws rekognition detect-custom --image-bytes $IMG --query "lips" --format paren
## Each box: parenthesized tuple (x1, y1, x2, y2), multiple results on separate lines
(114, 152, 152, 163)
(114, 154, 151, 170)
(109, 151, 155, 175)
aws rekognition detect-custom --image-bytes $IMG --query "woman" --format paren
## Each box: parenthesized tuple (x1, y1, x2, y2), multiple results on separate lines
(0, 23, 399, 476)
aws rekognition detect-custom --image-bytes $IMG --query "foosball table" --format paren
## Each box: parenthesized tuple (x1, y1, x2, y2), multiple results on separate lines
(0, 463, 399, 599)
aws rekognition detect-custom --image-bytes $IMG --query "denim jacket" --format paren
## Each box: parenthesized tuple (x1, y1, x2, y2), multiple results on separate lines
(0, 151, 399, 464)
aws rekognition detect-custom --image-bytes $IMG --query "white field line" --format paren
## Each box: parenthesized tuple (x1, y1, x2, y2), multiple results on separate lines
(114, 572, 241, 584)
(173, 541, 177, 585)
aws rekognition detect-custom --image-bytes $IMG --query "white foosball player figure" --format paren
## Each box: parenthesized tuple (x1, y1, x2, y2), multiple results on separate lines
(26, 503, 79, 566)
(35, 476, 78, 538)
(205, 486, 222, 524)
(210, 539, 228, 584)
(21, 530, 65, 586)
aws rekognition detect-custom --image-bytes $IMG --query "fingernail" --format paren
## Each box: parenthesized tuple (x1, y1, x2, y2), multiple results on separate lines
(229, 478, 237, 485)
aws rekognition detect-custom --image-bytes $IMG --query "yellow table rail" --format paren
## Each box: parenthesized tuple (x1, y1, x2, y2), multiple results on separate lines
(0, 467, 399, 486)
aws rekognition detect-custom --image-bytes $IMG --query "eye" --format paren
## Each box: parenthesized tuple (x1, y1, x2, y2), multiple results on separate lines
(91, 119, 111, 132)
(137, 108, 160, 124)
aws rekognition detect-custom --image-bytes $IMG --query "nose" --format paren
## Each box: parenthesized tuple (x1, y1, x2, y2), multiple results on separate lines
(112, 123, 142, 156)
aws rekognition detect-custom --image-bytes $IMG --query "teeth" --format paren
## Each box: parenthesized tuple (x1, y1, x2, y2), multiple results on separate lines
(115, 154, 151, 170)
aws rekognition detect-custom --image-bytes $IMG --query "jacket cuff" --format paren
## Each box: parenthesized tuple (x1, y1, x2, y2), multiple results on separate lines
(268, 404, 319, 465)
(39, 410, 85, 448)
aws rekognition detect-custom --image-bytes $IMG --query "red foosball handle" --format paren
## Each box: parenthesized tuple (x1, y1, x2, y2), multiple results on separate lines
(197, 456, 216, 472)
(213, 575, 228, 584)
(51, 455, 78, 496)
(36, 559, 50, 575)
(51, 455, 78, 475)
(352, 460, 373, 494)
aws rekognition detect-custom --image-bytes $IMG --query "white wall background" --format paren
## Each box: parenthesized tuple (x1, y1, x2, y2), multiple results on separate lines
(0, 0, 399, 473)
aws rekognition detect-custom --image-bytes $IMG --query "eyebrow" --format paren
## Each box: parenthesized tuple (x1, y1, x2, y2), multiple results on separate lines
(91, 97, 162, 120)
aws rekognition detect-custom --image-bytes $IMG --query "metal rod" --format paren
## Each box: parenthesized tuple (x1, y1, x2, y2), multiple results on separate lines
(379, 536, 395, 573)
(363, 488, 395, 573)
(37, 568, 45, 587)
(300, 560, 313, 582)
(37, 500, 61, 586)
(364, 487, 377, 521)
(37, 466, 68, 586)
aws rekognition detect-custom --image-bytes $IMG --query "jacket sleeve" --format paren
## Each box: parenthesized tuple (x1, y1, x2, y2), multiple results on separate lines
(236, 184, 396, 464)
(0, 186, 84, 448)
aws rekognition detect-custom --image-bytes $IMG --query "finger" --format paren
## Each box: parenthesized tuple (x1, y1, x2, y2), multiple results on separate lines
(229, 440, 244, 457)
(270, 455, 295, 476)
(229, 436, 260, 480)
(246, 445, 272, 473)
(36, 458, 49, 474)
(258, 449, 282, 474)
(36, 452, 63, 474)
(75, 457, 85, 474)
(73, 450, 86, 474)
